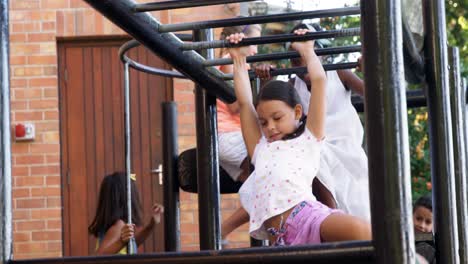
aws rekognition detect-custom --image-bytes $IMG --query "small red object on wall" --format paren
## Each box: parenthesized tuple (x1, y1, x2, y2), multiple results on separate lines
(15, 123, 26, 138)
(14, 123, 35, 141)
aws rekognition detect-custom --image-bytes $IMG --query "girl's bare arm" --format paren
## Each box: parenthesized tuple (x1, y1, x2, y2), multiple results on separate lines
(134, 203, 163, 245)
(228, 33, 261, 157)
(219, 64, 240, 114)
(291, 29, 327, 139)
(337, 69, 364, 96)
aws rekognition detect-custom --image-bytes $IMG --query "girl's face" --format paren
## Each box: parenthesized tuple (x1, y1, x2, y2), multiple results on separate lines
(246, 29, 261, 56)
(413, 206, 433, 233)
(256, 100, 302, 142)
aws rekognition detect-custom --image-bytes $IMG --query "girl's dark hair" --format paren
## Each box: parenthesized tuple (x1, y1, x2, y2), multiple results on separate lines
(256, 80, 306, 140)
(88, 172, 143, 237)
(219, 23, 261, 56)
(413, 194, 432, 213)
(256, 80, 302, 108)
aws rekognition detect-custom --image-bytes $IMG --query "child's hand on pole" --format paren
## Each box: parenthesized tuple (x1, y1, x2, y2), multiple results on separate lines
(255, 63, 275, 80)
(290, 29, 316, 57)
(120, 223, 135, 243)
(226, 33, 251, 60)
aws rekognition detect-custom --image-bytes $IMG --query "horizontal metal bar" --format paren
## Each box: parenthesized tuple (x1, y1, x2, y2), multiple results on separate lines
(134, 0, 255, 12)
(159, 7, 360, 32)
(222, 62, 359, 80)
(174, 33, 193, 41)
(84, 0, 236, 103)
(181, 28, 361, 50)
(127, 59, 186, 78)
(11, 241, 374, 264)
(270, 62, 359, 75)
(352, 89, 427, 112)
(119, 39, 187, 78)
(203, 45, 361, 67)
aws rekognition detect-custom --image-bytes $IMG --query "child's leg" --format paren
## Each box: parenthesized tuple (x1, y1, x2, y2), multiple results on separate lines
(320, 213, 371, 242)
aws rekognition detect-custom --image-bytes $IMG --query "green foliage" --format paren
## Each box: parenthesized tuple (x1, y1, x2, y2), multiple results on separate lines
(407, 0, 467, 199)
(258, 1, 467, 76)
(319, 15, 361, 61)
(446, 0, 468, 77)
(408, 108, 432, 200)
(320, 0, 468, 77)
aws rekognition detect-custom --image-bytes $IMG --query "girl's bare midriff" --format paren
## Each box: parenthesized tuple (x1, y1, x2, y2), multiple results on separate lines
(264, 206, 296, 244)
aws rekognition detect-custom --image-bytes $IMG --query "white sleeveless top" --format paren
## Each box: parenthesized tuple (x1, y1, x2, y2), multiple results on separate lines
(238, 128, 321, 240)
(294, 71, 371, 221)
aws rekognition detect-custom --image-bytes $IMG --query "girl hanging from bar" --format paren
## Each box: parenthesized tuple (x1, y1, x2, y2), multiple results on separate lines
(226, 29, 371, 245)
(222, 23, 370, 243)
(256, 22, 370, 223)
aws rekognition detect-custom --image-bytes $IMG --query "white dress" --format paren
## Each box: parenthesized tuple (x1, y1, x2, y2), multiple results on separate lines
(239, 128, 321, 240)
(294, 71, 371, 221)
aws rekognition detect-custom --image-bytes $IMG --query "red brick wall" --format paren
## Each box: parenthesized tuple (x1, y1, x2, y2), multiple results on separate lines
(9, 0, 248, 259)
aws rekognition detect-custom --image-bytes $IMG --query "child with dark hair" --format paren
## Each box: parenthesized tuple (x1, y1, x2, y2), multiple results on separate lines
(413, 194, 434, 263)
(222, 22, 368, 243)
(413, 194, 433, 233)
(255, 22, 370, 222)
(88, 172, 164, 255)
(226, 29, 371, 245)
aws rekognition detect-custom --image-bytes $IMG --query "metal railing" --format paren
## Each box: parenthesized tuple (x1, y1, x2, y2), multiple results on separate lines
(1, 0, 465, 263)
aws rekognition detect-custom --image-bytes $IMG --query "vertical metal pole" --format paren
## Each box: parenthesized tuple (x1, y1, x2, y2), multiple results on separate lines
(465, 77, 468, 153)
(361, 0, 415, 263)
(123, 62, 137, 254)
(194, 28, 222, 250)
(448, 47, 468, 263)
(162, 102, 181, 251)
(0, 0, 11, 262)
(251, 78, 260, 105)
(423, 0, 459, 263)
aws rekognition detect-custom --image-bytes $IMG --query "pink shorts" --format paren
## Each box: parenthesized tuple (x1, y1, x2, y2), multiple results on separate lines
(281, 200, 342, 245)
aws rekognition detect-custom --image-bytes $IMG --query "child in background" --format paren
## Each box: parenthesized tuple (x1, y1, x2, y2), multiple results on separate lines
(217, 24, 262, 183)
(413, 194, 434, 264)
(88, 172, 164, 255)
(413, 194, 433, 233)
(217, 24, 262, 243)
(227, 29, 371, 245)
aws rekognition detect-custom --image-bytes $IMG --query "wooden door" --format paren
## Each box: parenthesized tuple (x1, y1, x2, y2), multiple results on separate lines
(58, 37, 172, 256)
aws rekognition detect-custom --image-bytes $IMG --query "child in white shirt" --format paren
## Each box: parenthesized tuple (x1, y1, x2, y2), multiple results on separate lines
(227, 29, 371, 245)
